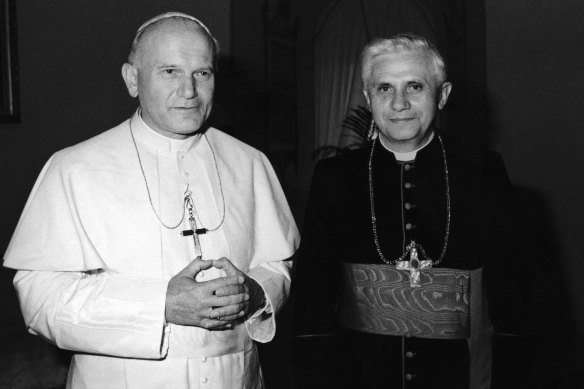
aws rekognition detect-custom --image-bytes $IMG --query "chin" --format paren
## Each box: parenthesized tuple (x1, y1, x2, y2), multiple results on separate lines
(175, 119, 204, 133)
(383, 129, 422, 142)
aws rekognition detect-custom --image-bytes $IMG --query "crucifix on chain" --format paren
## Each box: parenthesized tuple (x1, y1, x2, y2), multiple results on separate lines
(396, 241, 432, 287)
(180, 187, 207, 259)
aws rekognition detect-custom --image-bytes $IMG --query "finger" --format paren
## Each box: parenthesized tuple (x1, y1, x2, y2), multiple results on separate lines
(209, 292, 249, 308)
(214, 312, 245, 321)
(202, 275, 245, 292)
(209, 324, 236, 331)
(209, 303, 246, 319)
(212, 257, 240, 277)
(214, 283, 246, 297)
(177, 256, 213, 278)
(199, 318, 235, 330)
(217, 301, 250, 321)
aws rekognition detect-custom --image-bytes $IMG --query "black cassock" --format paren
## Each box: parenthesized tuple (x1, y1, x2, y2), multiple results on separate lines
(293, 134, 513, 389)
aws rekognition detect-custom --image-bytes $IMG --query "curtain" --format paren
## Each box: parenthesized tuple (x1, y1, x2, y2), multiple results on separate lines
(314, 0, 368, 149)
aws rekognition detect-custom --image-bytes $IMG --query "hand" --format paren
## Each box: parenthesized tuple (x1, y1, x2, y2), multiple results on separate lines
(165, 257, 249, 330)
(213, 257, 267, 320)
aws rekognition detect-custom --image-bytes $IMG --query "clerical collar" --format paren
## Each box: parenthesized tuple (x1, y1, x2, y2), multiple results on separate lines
(379, 132, 435, 161)
(132, 109, 202, 153)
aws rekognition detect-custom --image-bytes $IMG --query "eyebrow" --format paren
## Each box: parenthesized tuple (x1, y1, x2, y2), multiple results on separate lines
(155, 63, 214, 71)
(374, 78, 426, 86)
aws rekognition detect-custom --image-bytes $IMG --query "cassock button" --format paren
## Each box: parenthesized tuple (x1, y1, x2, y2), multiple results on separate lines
(404, 182, 413, 189)
(405, 202, 412, 210)
(405, 373, 415, 381)
(202, 377, 209, 383)
(201, 357, 207, 362)
(404, 164, 411, 171)
(406, 351, 415, 358)
(405, 223, 413, 230)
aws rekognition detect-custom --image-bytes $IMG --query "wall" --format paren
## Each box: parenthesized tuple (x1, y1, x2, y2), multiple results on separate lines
(486, 1, 584, 382)
(486, 1, 584, 322)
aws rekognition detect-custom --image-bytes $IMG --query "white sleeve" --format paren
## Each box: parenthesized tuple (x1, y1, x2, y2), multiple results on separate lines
(244, 259, 293, 343)
(14, 269, 170, 359)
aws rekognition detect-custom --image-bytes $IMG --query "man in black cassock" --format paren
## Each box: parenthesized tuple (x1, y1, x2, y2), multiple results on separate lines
(293, 34, 512, 389)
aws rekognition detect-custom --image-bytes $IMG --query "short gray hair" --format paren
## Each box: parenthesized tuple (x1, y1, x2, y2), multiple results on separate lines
(361, 33, 446, 90)
(127, 12, 220, 68)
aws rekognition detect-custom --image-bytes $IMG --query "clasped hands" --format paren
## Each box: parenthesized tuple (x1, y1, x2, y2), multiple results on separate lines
(165, 257, 266, 330)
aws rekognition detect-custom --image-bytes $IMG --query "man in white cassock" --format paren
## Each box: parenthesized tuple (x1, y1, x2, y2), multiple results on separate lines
(3, 12, 299, 389)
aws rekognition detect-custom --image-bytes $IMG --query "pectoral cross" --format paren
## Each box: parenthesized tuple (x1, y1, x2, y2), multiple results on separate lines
(180, 187, 207, 258)
(396, 241, 432, 287)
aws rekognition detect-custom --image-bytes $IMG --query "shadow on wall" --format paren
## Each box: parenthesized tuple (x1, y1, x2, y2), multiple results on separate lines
(0, 268, 70, 389)
(484, 90, 581, 387)
(490, 185, 580, 388)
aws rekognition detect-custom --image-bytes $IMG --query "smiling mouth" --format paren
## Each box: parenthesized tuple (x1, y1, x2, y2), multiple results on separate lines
(390, 118, 414, 122)
(175, 106, 201, 110)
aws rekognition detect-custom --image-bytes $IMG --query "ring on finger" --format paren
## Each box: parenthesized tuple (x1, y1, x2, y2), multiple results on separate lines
(208, 307, 213, 319)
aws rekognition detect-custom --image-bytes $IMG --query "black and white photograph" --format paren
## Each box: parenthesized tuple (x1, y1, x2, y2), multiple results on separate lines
(0, 1, 582, 388)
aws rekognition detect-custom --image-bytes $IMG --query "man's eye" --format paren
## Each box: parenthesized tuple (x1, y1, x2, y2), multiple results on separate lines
(408, 84, 423, 92)
(195, 70, 213, 80)
(378, 86, 391, 92)
(163, 69, 176, 76)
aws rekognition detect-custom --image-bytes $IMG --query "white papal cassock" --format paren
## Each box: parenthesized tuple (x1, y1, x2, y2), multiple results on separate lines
(4, 111, 299, 389)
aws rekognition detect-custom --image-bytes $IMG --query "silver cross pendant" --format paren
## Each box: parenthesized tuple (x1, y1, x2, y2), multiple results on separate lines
(396, 242, 432, 287)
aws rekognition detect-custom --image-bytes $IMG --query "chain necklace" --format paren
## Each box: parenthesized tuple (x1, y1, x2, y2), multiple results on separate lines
(129, 119, 226, 233)
(368, 134, 451, 268)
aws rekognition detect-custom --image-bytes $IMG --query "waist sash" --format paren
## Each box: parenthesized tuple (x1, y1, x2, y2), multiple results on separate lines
(337, 262, 481, 339)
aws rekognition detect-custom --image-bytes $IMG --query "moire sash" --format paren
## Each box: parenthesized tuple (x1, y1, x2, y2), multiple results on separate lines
(336, 262, 482, 339)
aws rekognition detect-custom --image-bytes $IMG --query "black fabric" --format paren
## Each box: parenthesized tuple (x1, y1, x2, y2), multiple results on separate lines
(293, 134, 513, 389)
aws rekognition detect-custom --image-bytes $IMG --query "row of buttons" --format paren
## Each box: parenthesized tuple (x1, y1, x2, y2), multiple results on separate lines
(201, 356, 209, 384)
(404, 330, 417, 383)
(402, 163, 417, 245)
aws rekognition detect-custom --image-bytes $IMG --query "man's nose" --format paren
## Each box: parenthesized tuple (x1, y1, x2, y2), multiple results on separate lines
(178, 76, 197, 98)
(390, 91, 410, 111)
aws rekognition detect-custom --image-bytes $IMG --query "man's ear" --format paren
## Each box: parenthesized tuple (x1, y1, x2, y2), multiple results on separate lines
(363, 89, 371, 107)
(121, 63, 139, 98)
(437, 82, 452, 110)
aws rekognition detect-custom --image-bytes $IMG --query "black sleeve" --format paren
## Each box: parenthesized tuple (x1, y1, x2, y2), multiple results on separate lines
(292, 159, 343, 389)
(480, 151, 520, 333)
(293, 159, 341, 336)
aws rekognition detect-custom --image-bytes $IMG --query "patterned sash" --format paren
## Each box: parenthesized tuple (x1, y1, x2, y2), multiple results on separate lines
(336, 262, 481, 339)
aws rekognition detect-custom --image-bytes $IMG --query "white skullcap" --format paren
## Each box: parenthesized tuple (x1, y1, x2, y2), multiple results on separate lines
(136, 12, 214, 38)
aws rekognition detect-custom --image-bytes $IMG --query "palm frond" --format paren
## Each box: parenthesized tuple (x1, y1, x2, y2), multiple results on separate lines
(313, 105, 372, 160)
(341, 106, 371, 141)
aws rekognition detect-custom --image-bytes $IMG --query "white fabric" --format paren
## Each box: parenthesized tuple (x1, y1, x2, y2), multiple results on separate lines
(4, 112, 299, 389)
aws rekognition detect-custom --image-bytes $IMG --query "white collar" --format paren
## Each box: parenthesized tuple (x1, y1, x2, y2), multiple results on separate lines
(130, 109, 203, 153)
(379, 132, 435, 162)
